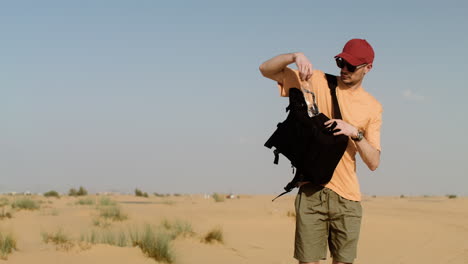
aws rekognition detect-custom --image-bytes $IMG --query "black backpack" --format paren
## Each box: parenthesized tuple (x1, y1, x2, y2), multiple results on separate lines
(264, 74, 349, 201)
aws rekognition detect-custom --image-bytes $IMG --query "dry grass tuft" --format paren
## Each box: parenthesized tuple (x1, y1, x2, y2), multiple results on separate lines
(0, 232, 16, 260)
(41, 229, 74, 251)
(203, 227, 224, 244)
(160, 219, 195, 239)
(0, 198, 12, 220)
(98, 205, 127, 221)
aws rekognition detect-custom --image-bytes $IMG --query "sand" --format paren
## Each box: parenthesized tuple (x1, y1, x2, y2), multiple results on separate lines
(0, 194, 467, 264)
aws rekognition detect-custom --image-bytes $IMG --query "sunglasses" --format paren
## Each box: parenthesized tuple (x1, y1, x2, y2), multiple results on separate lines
(335, 57, 367, 72)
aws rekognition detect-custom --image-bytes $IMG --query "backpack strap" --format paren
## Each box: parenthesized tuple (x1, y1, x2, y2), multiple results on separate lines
(325, 74, 342, 119)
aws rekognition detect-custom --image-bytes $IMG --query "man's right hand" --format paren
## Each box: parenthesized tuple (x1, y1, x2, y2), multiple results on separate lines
(259, 52, 313, 83)
(293, 52, 313, 81)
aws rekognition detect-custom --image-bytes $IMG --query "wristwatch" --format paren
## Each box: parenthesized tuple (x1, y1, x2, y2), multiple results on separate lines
(352, 130, 364, 142)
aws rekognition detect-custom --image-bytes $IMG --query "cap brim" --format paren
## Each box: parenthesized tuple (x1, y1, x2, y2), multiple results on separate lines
(334, 52, 363, 66)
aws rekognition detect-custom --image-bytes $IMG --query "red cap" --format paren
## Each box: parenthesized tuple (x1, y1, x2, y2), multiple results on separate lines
(335, 39, 374, 66)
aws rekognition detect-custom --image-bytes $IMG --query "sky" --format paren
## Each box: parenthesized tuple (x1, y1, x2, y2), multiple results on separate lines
(1, 0, 468, 196)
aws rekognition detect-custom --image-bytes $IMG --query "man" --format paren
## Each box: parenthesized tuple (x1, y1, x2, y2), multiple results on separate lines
(259, 39, 382, 264)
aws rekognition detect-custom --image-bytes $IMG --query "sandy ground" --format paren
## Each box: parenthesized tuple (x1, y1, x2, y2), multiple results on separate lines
(0, 193, 467, 264)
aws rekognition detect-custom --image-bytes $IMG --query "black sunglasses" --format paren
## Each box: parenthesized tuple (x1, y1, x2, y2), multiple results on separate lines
(335, 57, 367, 72)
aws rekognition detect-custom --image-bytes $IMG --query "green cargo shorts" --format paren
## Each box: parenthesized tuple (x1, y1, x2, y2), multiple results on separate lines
(294, 184, 362, 263)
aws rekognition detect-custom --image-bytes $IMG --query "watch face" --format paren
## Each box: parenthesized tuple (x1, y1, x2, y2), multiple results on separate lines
(358, 131, 364, 141)
(353, 131, 363, 141)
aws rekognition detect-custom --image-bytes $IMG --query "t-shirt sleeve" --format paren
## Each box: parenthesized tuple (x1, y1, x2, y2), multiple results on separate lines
(365, 105, 383, 151)
(277, 67, 302, 97)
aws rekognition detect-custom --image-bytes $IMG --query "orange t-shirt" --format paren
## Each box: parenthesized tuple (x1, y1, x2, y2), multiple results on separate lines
(276, 67, 382, 201)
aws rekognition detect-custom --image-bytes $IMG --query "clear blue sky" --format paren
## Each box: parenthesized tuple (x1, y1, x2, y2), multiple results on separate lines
(2, 0, 467, 196)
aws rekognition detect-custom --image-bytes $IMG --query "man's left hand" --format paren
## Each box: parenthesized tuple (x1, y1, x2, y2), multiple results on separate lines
(324, 119, 358, 138)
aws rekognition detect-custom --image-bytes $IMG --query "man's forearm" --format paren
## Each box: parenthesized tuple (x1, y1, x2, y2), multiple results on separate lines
(355, 138, 380, 171)
(259, 53, 297, 79)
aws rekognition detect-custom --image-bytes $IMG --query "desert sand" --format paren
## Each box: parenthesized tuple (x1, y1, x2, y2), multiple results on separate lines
(0, 193, 467, 264)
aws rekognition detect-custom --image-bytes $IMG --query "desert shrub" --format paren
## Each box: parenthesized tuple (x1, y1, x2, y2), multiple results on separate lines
(154, 193, 169, 197)
(41, 229, 74, 250)
(68, 188, 77, 196)
(447, 194, 457, 199)
(80, 229, 98, 244)
(100, 230, 117, 246)
(83, 224, 181, 263)
(77, 186, 88, 196)
(44, 190, 60, 198)
(400, 195, 405, 198)
(11, 198, 39, 210)
(0, 211, 12, 220)
(76, 198, 95, 205)
(116, 230, 128, 247)
(136, 225, 175, 263)
(0, 198, 11, 220)
(160, 219, 194, 239)
(92, 217, 112, 228)
(0, 198, 9, 207)
(98, 205, 127, 221)
(69, 186, 88, 196)
(135, 188, 143, 196)
(0, 232, 16, 260)
(203, 227, 223, 244)
(212, 193, 225, 203)
(98, 197, 117, 206)
(135, 189, 149, 197)
(84, 229, 129, 247)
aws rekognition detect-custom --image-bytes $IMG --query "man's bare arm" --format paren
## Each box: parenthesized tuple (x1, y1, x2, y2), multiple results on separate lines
(355, 138, 380, 171)
(259, 52, 313, 82)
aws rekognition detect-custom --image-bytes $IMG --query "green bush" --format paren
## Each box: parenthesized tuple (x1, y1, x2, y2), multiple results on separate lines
(80, 229, 98, 244)
(135, 189, 143, 196)
(77, 186, 88, 196)
(212, 193, 225, 203)
(11, 198, 39, 210)
(68, 188, 78, 196)
(98, 205, 127, 221)
(76, 198, 95, 205)
(447, 194, 457, 199)
(135, 189, 149, 198)
(160, 219, 194, 239)
(136, 225, 175, 263)
(69, 186, 88, 196)
(44, 190, 60, 198)
(98, 197, 117, 206)
(0, 232, 16, 260)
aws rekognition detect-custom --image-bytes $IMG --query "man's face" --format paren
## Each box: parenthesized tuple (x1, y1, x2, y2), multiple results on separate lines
(336, 58, 372, 86)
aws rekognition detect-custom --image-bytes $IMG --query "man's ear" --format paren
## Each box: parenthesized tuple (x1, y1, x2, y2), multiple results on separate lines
(364, 63, 373, 74)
